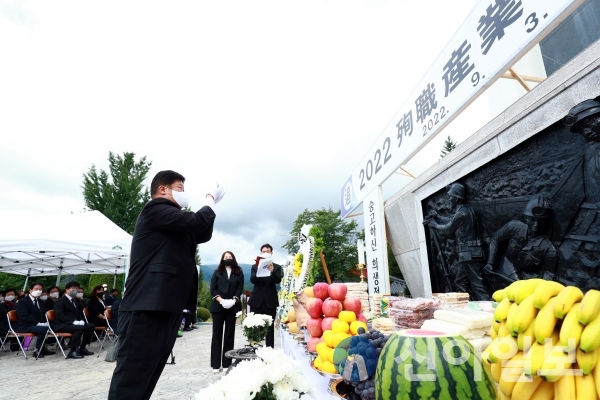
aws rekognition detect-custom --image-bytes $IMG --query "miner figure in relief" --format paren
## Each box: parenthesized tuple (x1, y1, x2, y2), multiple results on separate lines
(560, 98, 600, 290)
(483, 195, 558, 290)
(424, 182, 490, 300)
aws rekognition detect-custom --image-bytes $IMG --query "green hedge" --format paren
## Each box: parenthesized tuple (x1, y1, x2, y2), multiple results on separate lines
(197, 307, 210, 321)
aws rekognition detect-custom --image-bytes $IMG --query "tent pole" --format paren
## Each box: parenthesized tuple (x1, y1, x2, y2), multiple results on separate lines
(23, 268, 31, 291)
(113, 272, 117, 288)
(56, 259, 64, 286)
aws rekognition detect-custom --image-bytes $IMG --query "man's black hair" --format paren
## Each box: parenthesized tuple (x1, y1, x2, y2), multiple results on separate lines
(260, 243, 273, 252)
(2, 288, 16, 296)
(150, 170, 186, 197)
(29, 282, 44, 290)
(110, 289, 118, 294)
(65, 281, 81, 290)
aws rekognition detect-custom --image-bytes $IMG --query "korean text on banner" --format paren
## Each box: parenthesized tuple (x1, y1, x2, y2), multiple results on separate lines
(340, 0, 584, 218)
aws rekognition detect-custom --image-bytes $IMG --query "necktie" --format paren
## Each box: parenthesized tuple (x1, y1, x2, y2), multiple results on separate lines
(34, 299, 42, 320)
(71, 298, 76, 309)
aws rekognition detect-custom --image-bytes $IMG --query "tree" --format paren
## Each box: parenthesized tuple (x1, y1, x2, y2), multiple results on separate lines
(82, 152, 152, 234)
(283, 208, 361, 282)
(440, 136, 458, 158)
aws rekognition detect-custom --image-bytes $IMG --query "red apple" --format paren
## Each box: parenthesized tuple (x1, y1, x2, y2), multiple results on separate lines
(307, 336, 323, 352)
(305, 298, 324, 319)
(328, 283, 348, 301)
(313, 282, 329, 300)
(321, 317, 335, 332)
(343, 297, 362, 314)
(357, 313, 367, 324)
(306, 317, 323, 337)
(322, 299, 343, 317)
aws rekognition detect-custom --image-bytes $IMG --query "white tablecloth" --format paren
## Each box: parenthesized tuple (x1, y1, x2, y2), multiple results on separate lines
(279, 329, 340, 400)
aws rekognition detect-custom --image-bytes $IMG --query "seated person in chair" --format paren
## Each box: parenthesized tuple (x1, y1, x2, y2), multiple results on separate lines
(87, 285, 108, 327)
(104, 289, 118, 307)
(0, 288, 19, 351)
(15, 282, 55, 358)
(44, 286, 61, 311)
(53, 281, 96, 359)
(76, 288, 87, 308)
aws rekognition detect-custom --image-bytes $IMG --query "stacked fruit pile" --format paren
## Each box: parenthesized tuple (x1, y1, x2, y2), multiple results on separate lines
(486, 278, 600, 399)
(335, 328, 389, 400)
(305, 282, 369, 374)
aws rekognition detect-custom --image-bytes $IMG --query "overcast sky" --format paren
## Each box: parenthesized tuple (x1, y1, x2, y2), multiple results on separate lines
(0, 0, 496, 264)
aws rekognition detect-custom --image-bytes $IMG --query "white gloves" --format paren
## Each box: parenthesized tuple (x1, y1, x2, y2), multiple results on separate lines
(37, 322, 49, 327)
(183, 309, 189, 313)
(220, 299, 235, 309)
(72, 320, 84, 326)
(206, 182, 227, 205)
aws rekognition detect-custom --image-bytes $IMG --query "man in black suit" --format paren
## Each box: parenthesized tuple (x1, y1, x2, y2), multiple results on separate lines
(108, 170, 224, 400)
(105, 289, 118, 307)
(15, 282, 55, 358)
(53, 281, 96, 359)
(248, 243, 282, 348)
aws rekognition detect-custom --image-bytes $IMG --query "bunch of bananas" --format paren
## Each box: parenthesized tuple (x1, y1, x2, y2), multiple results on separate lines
(482, 278, 600, 399)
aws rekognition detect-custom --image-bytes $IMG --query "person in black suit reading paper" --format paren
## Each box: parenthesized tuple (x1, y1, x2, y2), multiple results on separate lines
(248, 244, 282, 348)
(209, 251, 244, 373)
(108, 170, 225, 400)
(53, 281, 96, 358)
(15, 282, 55, 358)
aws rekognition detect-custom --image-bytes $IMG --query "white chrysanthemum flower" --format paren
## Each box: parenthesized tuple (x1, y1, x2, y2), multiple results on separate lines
(255, 346, 285, 364)
(235, 311, 242, 318)
(195, 382, 227, 400)
(273, 380, 299, 400)
(288, 372, 311, 394)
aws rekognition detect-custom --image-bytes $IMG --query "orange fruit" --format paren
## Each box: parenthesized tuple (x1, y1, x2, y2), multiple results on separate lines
(332, 332, 351, 348)
(339, 310, 356, 323)
(323, 330, 334, 347)
(321, 360, 337, 374)
(350, 320, 368, 335)
(332, 319, 350, 334)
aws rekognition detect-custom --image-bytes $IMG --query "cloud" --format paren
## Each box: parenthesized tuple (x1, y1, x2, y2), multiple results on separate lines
(0, 0, 488, 264)
(0, 0, 33, 26)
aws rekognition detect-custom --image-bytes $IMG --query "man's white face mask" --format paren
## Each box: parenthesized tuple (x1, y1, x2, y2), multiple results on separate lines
(170, 189, 190, 209)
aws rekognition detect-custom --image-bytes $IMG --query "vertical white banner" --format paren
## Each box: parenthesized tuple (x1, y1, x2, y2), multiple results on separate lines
(363, 187, 390, 296)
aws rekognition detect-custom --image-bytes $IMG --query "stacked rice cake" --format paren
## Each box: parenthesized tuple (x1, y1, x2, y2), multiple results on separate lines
(420, 308, 494, 353)
(372, 317, 395, 335)
(432, 292, 470, 308)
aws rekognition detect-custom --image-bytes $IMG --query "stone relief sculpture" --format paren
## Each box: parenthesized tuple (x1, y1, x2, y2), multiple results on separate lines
(423, 98, 600, 299)
(483, 195, 558, 291)
(559, 98, 600, 290)
(424, 182, 490, 300)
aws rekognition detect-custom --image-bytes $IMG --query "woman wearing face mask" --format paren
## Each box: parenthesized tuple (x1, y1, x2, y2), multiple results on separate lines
(87, 285, 108, 327)
(44, 286, 61, 311)
(0, 289, 19, 350)
(209, 251, 244, 373)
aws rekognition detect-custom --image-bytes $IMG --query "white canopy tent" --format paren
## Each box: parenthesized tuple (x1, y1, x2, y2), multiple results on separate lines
(0, 211, 132, 289)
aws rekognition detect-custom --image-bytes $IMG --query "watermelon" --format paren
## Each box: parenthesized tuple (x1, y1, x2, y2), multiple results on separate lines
(375, 329, 496, 400)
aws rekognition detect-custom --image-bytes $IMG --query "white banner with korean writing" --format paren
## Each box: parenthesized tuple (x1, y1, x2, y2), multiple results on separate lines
(341, 0, 584, 218)
(364, 187, 390, 296)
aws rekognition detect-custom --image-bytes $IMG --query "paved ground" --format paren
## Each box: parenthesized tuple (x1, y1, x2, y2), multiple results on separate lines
(0, 323, 280, 399)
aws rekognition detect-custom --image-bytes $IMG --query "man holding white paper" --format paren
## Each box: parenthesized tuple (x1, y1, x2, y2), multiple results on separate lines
(248, 244, 282, 347)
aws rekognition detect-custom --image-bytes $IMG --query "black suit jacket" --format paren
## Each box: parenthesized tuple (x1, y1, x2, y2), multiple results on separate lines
(120, 198, 215, 314)
(87, 297, 106, 319)
(44, 298, 57, 311)
(16, 296, 47, 331)
(209, 269, 244, 313)
(248, 263, 282, 309)
(104, 294, 115, 306)
(53, 295, 86, 331)
(0, 302, 16, 334)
